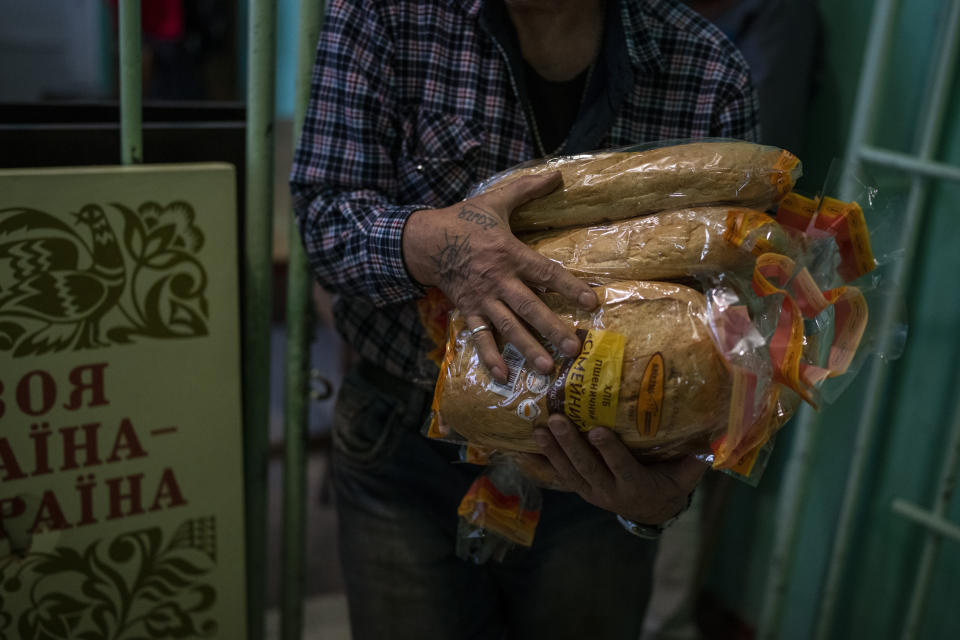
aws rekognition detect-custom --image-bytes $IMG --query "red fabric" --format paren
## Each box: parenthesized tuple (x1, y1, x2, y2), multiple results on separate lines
(106, 0, 184, 41)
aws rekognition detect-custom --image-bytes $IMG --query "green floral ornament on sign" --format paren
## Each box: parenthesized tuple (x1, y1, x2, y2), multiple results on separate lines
(0, 517, 218, 640)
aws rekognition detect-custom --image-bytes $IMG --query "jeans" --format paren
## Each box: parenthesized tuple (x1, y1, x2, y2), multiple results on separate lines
(331, 361, 658, 640)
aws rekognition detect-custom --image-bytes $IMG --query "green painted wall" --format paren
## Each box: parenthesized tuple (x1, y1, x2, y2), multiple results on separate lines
(705, 1, 960, 638)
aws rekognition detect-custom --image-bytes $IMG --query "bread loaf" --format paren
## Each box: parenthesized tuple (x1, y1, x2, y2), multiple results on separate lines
(435, 281, 731, 457)
(481, 141, 800, 231)
(522, 206, 788, 282)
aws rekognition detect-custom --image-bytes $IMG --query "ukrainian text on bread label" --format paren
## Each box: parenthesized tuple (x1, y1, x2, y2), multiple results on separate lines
(546, 329, 625, 430)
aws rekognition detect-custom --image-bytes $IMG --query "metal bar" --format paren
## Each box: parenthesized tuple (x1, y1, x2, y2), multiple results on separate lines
(280, 1, 324, 638)
(842, 0, 900, 167)
(243, 1, 277, 639)
(899, 347, 960, 638)
(757, 0, 901, 636)
(117, 0, 142, 164)
(757, 404, 821, 639)
(814, 1, 960, 637)
(859, 145, 960, 183)
(891, 499, 960, 544)
(892, 442, 960, 640)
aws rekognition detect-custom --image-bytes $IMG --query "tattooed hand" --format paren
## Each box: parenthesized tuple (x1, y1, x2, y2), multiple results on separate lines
(402, 172, 598, 382)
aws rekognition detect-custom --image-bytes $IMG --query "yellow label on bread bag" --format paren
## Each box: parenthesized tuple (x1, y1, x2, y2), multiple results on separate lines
(546, 329, 625, 430)
(770, 150, 801, 198)
(776, 192, 818, 232)
(817, 197, 876, 281)
(723, 209, 776, 249)
(636, 353, 665, 436)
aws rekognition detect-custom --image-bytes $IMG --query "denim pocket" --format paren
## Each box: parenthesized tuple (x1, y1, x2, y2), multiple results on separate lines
(331, 371, 405, 469)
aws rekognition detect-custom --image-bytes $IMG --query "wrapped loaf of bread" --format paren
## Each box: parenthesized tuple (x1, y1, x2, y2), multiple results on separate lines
(522, 206, 792, 282)
(478, 141, 801, 231)
(434, 281, 732, 458)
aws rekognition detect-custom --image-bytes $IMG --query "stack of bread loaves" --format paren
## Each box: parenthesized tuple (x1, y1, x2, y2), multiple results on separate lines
(431, 140, 804, 469)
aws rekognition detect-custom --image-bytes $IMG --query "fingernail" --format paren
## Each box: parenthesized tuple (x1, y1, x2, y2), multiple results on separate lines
(561, 337, 580, 356)
(587, 428, 606, 444)
(579, 291, 597, 309)
(548, 417, 568, 435)
(490, 366, 505, 382)
(535, 356, 553, 373)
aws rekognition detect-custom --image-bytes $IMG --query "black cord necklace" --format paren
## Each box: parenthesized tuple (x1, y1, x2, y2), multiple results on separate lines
(526, 58, 598, 157)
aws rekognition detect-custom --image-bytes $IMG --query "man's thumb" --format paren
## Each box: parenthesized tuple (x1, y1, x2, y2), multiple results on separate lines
(493, 171, 563, 212)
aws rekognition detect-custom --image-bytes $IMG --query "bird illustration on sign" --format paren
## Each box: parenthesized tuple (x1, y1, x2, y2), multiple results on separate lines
(0, 201, 210, 357)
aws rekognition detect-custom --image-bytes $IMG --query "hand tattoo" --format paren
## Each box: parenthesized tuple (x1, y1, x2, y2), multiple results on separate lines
(457, 205, 500, 230)
(433, 230, 472, 285)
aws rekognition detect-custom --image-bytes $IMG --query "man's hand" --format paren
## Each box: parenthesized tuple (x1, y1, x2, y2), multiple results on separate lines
(402, 173, 598, 381)
(526, 414, 708, 524)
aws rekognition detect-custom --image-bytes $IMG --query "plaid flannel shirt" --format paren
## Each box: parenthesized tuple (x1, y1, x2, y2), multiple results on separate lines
(291, 0, 760, 386)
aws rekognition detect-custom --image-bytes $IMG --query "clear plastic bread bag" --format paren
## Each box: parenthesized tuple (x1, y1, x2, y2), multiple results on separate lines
(468, 138, 802, 232)
(418, 142, 906, 561)
(428, 275, 770, 563)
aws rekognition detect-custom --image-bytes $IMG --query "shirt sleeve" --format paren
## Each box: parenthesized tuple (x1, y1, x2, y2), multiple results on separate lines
(289, 0, 428, 307)
(710, 62, 763, 143)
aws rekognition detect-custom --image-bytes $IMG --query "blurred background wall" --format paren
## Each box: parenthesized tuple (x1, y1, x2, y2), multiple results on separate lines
(0, 0, 109, 101)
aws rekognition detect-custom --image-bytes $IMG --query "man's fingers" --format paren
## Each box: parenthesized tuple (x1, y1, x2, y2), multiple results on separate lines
(532, 427, 589, 494)
(547, 414, 613, 493)
(492, 172, 563, 213)
(520, 252, 598, 311)
(587, 427, 645, 485)
(501, 280, 582, 358)
(512, 453, 570, 491)
(465, 315, 505, 383)
(483, 299, 556, 374)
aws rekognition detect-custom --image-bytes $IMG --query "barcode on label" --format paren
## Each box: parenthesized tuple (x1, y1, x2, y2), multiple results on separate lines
(487, 343, 525, 397)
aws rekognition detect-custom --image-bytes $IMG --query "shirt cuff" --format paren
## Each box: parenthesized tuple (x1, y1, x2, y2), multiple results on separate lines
(366, 204, 430, 306)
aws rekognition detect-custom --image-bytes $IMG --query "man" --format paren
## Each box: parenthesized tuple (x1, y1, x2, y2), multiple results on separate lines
(291, 1, 759, 637)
